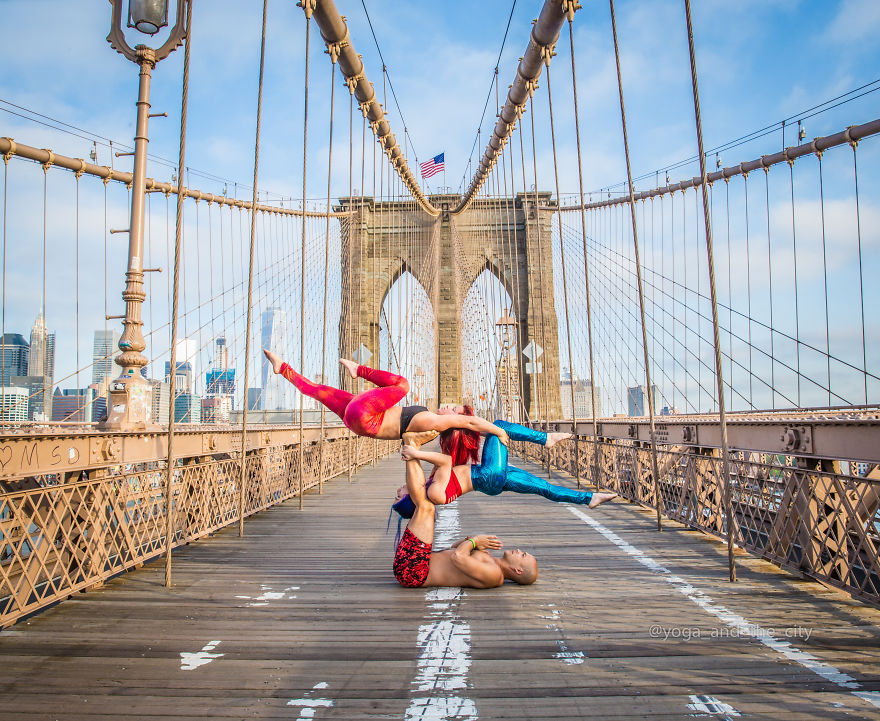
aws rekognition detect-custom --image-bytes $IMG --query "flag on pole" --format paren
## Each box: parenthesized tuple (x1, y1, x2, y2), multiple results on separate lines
(420, 153, 445, 179)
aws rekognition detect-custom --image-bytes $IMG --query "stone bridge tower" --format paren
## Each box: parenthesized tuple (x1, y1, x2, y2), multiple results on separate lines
(337, 193, 562, 419)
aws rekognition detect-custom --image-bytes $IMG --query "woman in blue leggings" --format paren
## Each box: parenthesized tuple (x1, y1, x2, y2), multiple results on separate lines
(393, 420, 617, 517)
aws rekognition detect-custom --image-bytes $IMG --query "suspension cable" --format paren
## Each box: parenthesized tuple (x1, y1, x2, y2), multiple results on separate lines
(608, 0, 663, 531)
(298, 4, 314, 508)
(317, 55, 337, 495)
(567, 13, 601, 487)
(165, 0, 194, 584)
(543, 60, 580, 486)
(683, 0, 736, 581)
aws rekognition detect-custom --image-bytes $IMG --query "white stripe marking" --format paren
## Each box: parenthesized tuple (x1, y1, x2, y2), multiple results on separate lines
(405, 501, 478, 720)
(567, 506, 880, 710)
(179, 640, 223, 671)
(287, 681, 334, 720)
(541, 603, 585, 665)
(687, 693, 740, 717)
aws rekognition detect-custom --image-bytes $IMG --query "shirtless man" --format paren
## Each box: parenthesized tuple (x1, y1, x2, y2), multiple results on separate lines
(393, 432, 538, 589)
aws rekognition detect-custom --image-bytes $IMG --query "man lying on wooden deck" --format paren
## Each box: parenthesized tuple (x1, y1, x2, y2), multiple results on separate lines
(392, 431, 539, 589)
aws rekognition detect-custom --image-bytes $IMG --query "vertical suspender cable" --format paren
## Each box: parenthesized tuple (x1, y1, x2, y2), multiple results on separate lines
(1, 149, 8, 414)
(850, 140, 867, 404)
(608, 0, 663, 531)
(238, 0, 265, 535)
(318, 56, 337, 494)
(543, 60, 580, 487)
(166, 0, 193, 581)
(567, 14, 602, 489)
(347, 86, 354, 481)
(528, 97, 551, 469)
(298, 3, 314, 507)
(683, 0, 736, 581)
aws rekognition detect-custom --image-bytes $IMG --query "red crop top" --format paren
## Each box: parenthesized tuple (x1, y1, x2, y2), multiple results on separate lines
(445, 468, 463, 503)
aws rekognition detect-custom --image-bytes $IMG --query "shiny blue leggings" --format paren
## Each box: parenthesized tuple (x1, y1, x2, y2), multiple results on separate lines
(470, 420, 592, 505)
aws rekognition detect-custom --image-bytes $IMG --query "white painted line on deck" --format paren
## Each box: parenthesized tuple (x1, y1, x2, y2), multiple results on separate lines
(405, 501, 478, 721)
(567, 506, 880, 711)
(287, 681, 334, 720)
(687, 693, 740, 718)
(179, 640, 223, 671)
(540, 603, 585, 665)
(234, 584, 299, 607)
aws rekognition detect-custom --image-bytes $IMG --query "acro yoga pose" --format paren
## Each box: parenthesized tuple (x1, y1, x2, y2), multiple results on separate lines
(393, 421, 617, 517)
(263, 349, 509, 444)
(394, 441, 538, 588)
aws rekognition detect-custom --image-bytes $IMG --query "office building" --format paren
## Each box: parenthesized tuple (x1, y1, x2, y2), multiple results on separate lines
(627, 384, 659, 417)
(52, 387, 97, 423)
(206, 336, 235, 402)
(10, 375, 50, 421)
(247, 387, 262, 411)
(202, 395, 232, 424)
(150, 380, 170, 424)
(0, 386, 29, 422)
(92, 329, 121, 385)
(260, 308, 288, 409)
(165, 361, 194, 395)
(560, 368, 601, 419)
(174, 393, 202, 424)
(0, 333, 29, 386)
(27, 310, 55, 382)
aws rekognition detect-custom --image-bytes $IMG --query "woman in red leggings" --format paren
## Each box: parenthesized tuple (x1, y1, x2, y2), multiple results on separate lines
(263, 349, 510, 443)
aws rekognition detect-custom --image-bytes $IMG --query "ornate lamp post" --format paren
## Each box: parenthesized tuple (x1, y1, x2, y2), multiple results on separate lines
(101, 0, 187, 430)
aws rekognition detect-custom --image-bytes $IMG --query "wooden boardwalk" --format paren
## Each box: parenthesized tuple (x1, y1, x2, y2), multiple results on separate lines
(2, 452, 880, 720)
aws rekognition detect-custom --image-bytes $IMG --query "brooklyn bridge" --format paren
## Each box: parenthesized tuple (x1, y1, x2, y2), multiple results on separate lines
(1, 0, 878, 718)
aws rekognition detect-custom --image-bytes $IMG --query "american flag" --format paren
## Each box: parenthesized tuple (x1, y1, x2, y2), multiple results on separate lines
(420, 153, 445, 179)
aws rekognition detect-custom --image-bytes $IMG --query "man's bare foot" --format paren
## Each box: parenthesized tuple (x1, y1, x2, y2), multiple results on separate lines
(263, 348, 283, 374)
(588, 491, 617, 509)
(402, 429, 439, 448)
(545, 432, 573, 449)
(339, 358, 358, 379)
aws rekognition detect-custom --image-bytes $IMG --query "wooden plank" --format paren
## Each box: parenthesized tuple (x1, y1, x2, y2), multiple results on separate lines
(0, 453, 879, 719)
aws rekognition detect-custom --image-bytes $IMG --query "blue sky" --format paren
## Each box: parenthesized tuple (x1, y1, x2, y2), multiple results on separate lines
(2, 0, 878, 198)
(0, 0, 878, 408)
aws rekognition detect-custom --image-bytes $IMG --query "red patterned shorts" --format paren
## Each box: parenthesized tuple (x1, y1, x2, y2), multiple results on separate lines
(394, 528, 432, 588)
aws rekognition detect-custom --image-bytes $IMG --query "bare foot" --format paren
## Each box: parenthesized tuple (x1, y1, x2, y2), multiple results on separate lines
(263, 348, 283, 374)
(339, 358, 358, 379)
(545, 432, 573, 449)
(402, 429, 439, 448)
(588, 491, 617, 509)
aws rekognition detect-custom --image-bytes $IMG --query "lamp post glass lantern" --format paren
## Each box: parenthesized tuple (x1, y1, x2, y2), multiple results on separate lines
(129, 0, 168, 35)
(103, 0, 186, 431)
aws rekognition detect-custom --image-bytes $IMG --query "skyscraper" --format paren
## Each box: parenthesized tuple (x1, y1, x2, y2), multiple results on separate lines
(627, 384, 658, 417)
(0, 386, 28, 422)
(165, 361, 194, 395)
(0, 333, 29, 386)
(560, 368, 601, 419)
(260, 308, 288, 410)
(92, 329, 121, 386)
(51, 387, 97, 423)
(25, 311, 54, 420)
(206, 336, 235, 400)
(150, 380, 170, 424)
(27, 310, 55, 381)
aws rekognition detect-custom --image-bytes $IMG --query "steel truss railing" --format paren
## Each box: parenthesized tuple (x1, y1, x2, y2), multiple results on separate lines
(0, 426, 396, 628)
(513, 417, 880, 606)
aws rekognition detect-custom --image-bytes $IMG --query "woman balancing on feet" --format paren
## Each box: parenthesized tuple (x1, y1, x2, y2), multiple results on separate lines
(393, 421, 617, 518)
(262, 349, 510, 444)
